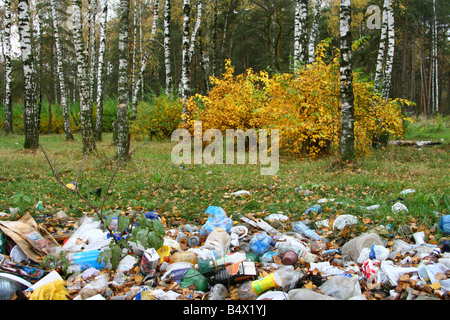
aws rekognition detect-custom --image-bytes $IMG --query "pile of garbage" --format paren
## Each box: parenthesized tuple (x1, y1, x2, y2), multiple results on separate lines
(1, 201, 450, 301)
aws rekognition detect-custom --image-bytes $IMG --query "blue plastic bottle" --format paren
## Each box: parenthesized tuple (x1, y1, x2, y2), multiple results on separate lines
(294, 221, 321, 241)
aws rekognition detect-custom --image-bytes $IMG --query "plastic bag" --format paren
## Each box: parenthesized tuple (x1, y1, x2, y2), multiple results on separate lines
(180, 268, 208, 292)
(200, 206, 233, 236)
(29, 279, 69, 300)
(249, 233, 274, 255)
(320, 275, 361, 300)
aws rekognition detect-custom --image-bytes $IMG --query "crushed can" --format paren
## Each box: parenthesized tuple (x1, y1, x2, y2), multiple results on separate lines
(140, 248, 160, 275)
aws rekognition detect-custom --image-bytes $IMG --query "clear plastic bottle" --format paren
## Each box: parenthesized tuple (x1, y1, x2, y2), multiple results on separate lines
(0, 277, 21, 300)
(165, 251, 198, 265)
(207, 283, 228, 300)
(237, 265, 303, 300)
(294, 221, 321, 241)
(341, 233, 384, 262)
(202, 228, 231, 257)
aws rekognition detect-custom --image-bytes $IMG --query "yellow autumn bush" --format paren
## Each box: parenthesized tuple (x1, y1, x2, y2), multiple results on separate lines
(188, 42, 412, 157)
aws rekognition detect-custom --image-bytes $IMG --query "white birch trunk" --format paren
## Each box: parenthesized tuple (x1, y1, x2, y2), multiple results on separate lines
(95, 0, 108, 141)
(164, 0, 172, 94)
(432, 0, 439, 114)
(181, 0, 191, 126)
(131, 0, 160, 119)
(18, 0, 39, 150)
(188, 0, 202, 62)
(73, 0, 96, 152)
(308, 0, 322, 64)
(374, 0, 389, 94)
(51, 0, 74, 140)
(89, 0, 97, 106)
(381, 0, 395, 100)
(3, 0, 13, 134)
(116, 0, 130, 160)
(339, 0, 355, 160)
(294, 0, 308, 71)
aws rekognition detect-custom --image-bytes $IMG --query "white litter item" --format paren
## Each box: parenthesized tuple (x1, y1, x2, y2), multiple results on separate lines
(25, 270, 62, 293)
(85, 294, 106, 300)
(288, 288, 334, 300)
(63, 217, 102, 251)
(392, 202, 408, 213)
(357, 245, 390, 264)
(264, 214, 289, 222)
(378, 260, 418, 286)
(413, 231, 426, 245)
(117, 254, 138, 272)
(0, 272, 32, 288)
(315, 219, 329, 228)
(228, 190, 251, 197)
(333, 214, 358, 230)
(309, 262, 344, 277)
(257, 291, 288, 300)
(320, 275, 362, 300)
(10, 245, 30, 263)
(318, 198, 335, 204)
(418, 263, 448, 284)
(230, 225, 248, 239)
(365, 204, 381, 211)
(400, 189, 416, 195)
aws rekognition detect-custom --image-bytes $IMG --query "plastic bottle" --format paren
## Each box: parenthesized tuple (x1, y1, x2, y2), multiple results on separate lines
(165, 251, 198, 265)
(249, 233, 275, 255)
(202, 228, 231, 257)
(426, 248, 441, 263)
(237, 265, 303, 300)
(293, 221, 321, 241)
(0, 277, 21, 300)
(207, 283, 228, 300)
(197, 251, 247, 274)
(341, 233, 384, 262)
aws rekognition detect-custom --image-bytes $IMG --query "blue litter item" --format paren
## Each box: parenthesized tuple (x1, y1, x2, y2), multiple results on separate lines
(438, 215, 450, 235)
(249, 233, 275, 255)
(73, 250, 105, 270)
(294, 221, 321, 241)
(200, 206, 233, 236)
(145, 211, 160, 220)
(304, 204, 322, 214)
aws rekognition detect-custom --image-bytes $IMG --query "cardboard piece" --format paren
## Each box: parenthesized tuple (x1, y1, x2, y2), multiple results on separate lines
(0, 213, 60, 263)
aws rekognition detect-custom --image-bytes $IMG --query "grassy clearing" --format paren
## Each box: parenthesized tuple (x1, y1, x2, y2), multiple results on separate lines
(0, 117, 449, 242)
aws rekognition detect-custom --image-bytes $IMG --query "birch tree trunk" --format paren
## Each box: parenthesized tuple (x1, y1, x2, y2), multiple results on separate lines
(181, 0, 192, 126)
(89, 0, 97, 107)
(188, 0, 202, 62)
(116, 0, 130, 160)
(308, 0, 322, 64)
(73, 0, 96, 152)
(95, 0, 108, 141)
(131, 0, 159, 119)
(18, 0, 39, 150)
(374, 0, 388, 93)
(51, 0, 74, 141)
(294, 0, 308, 71)
(3, 0, 13, 134)
(339, 0, 355, 161)
(164, 0, 173, 94)
(432, 0, 439, 114)
(381, 0, 395, 100)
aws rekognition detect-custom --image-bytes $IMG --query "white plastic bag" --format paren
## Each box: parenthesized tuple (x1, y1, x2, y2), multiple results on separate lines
(320, 275, 361, 300)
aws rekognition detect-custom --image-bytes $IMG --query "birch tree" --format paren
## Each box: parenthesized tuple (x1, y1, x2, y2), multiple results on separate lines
(18, 0, 39, 150)
(339, 0, 355, 161)
(73, 0, 96, 152)
(293, 0, 308, 71)
(3, 0, 13, 134)
(51, 0, 74, 141)
(374, 0, 395, 100)
(95, 0, 108, 141)
(164, 0, 172, 94)
(131, 0, 160, 119)
(308, 0, 322, 64)
(181, 0, 192, 125)
(431, 0, 439, 114)
(116, 0, 130, 160)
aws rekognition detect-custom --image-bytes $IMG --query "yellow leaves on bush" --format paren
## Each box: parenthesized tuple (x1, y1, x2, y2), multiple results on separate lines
(130, 93, 182, 141)
(187, 43, 412, 157)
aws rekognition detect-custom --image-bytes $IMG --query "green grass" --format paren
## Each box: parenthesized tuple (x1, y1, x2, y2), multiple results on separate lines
(0, 119, 449, 242)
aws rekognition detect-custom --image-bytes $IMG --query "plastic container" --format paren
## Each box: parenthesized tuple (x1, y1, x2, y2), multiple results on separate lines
(249, 233, 275, 255)
(288, 288, 332, 300)
(207, 283, 228, 300)
(293, 221, 321, 241)
(357, 245, 390, 263)
(320, 275, 361, 300)
(202, 228, 231, 257)
(341, 233, 384, 262)
(197, 251, 247, 274)
(282, 250, 298, 265)
(0, 277, 21, 300)
(276, 242, 318, 263)
(438, 215, 450, 235)
(237, 265, 303, 300)
(71, 249, 105, 270)
(165, 251, 198, 265)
